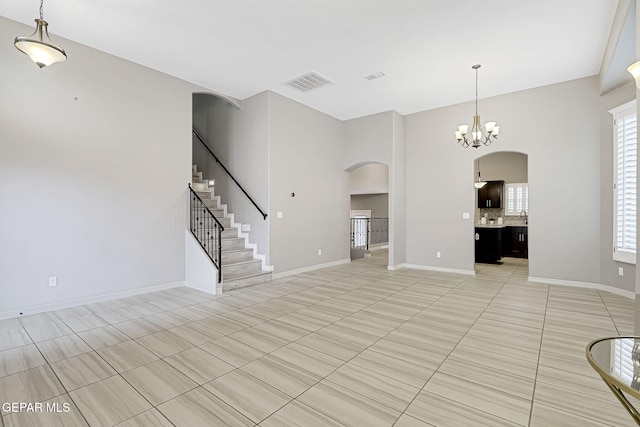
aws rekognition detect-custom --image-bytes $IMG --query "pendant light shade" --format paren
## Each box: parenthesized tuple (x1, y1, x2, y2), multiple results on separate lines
(628, 61, 640, 89)
(14, 1, 66, 68)
(474, 159, 487, 188)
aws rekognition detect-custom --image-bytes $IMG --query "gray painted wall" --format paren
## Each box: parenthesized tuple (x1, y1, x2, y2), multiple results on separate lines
(405, 77, 603, 282)
(350, 163, 389, 194)
(0, 17, 201, 316)
(192, 92, 270, 262)
(351, 194, 389, 218)
(476, 152, 528, 183)
(268, 92, 349, 273)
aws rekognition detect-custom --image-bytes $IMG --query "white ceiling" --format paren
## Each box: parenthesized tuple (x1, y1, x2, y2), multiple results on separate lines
(0, 0, 623, 120)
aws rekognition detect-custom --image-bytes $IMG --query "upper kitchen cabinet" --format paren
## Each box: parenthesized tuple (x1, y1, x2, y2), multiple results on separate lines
(478, 180, 504, 209)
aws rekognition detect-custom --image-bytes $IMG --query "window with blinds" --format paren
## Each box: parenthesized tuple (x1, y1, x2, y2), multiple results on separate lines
(612, 338, 634, 383)
(611, 100, 637, 264)
(505, 183, 528, 216)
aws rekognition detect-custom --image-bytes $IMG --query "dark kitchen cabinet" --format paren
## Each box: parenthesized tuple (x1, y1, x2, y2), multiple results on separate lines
(475, 227, 503, 264)
(509, 226, 528, 258)
(478, 180, 504, 209)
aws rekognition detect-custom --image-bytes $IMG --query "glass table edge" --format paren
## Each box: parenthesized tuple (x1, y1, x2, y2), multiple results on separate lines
(586, 336, 640, 401)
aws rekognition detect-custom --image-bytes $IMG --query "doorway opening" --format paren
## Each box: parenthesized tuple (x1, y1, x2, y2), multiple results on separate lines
(347, 163, 390, 261)
(473, 151, 529, 271)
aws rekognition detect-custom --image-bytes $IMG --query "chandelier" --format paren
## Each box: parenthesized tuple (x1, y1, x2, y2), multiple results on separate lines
(14, 0, 67, 68)
(455, 64, 499, 148)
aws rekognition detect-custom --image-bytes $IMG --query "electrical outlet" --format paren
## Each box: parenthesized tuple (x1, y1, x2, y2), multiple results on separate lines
(462, 213, 470, 220)
(318, 249, 322, 256)
(619, 267, 624, 277)
(48, 276, 57, 287)
(277, 211, 283, 219)
(437, 251, 441, 258)
(241, 224, 251, 232)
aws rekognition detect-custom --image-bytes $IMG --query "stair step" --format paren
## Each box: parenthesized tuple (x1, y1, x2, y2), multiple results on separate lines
(221, 238, 246, 251)
(192, 225, 237, 238)
(223, 259, 262, 277)
(191, 182, 209, 191)
(193, 206, 224, 217)
(195, 191, 212, 200)
(223, 271, 272, 291)
(221, 228, 238, 238)
(221, 248, 254, 264)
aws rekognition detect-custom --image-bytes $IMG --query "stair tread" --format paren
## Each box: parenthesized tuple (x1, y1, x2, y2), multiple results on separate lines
(223, 248, 254, 254)
(223, 259, 261, 267)
(224, 270, 271, 282)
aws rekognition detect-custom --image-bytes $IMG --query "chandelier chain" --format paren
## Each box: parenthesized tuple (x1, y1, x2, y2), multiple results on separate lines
(39, 0, 43, 19)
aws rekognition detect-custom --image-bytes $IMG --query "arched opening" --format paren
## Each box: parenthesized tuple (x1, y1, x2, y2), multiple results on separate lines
(473, 151, 529, 271)
(346, 162, 391, 265)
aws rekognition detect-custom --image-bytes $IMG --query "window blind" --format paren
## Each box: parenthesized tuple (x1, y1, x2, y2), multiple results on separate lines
(612, 102, 637, 264)
(505, 183, 528, 216)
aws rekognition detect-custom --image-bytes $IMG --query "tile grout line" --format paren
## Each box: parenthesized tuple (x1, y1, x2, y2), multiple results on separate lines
(11, 317, 94, 427)
(596, 290, 624, 336)
(526, 280, 550, 427)
(391, 260, 525, 426)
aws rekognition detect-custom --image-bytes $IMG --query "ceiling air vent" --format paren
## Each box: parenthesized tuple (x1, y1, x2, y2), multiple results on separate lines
(364, 71, 386, 80)
(284, 71, 334, 92)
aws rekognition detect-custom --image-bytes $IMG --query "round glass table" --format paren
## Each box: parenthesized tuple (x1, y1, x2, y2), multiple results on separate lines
(587, 337, 640, 425)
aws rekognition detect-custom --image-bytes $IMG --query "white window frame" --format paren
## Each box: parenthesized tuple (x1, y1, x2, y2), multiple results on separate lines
(611, 100, 637, 265)
(504, 183, 528, 216)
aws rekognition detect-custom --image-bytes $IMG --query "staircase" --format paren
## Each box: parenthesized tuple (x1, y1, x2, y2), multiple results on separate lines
(191, 165, 272, 290)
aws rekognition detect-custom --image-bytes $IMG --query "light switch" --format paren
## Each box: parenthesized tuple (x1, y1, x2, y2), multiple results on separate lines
(462, 212, 470, 219)
(49, 276, 57, 287)
(277, 211, 283, 219)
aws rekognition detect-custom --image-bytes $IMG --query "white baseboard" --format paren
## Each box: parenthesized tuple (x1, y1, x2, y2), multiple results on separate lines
(402, 264, 476, 276)
(387, 263, 406, 271)
(528, 276, 634, 299)
(273, 258, 351, 279)
(185, 280, 218, 295)
(0, 281, 186, 321)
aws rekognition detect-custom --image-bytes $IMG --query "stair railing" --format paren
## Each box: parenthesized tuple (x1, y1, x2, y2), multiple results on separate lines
(192, 128, 267, 220)
(189, 184, 224, 283)
(350, 217, 389, 250)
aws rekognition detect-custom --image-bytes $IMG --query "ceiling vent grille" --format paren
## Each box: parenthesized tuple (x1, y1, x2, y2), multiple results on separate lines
(364, 71, 386, 80)
(284, 71, 334, 92)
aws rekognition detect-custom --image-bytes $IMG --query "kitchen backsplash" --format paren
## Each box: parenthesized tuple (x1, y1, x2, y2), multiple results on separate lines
(478, 208, 528, 225)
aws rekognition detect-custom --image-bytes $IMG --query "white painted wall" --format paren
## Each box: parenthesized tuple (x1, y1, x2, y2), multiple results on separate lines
(405, 77, 602, 281)
(0, 17, 201, 316)
(185, 231, 218, 294)
(192, 92, 270, 263)
(268, 92, 349, 274)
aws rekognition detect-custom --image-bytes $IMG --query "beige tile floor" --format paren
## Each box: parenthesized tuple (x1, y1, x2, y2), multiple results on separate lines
(0, 250, 637, 426)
